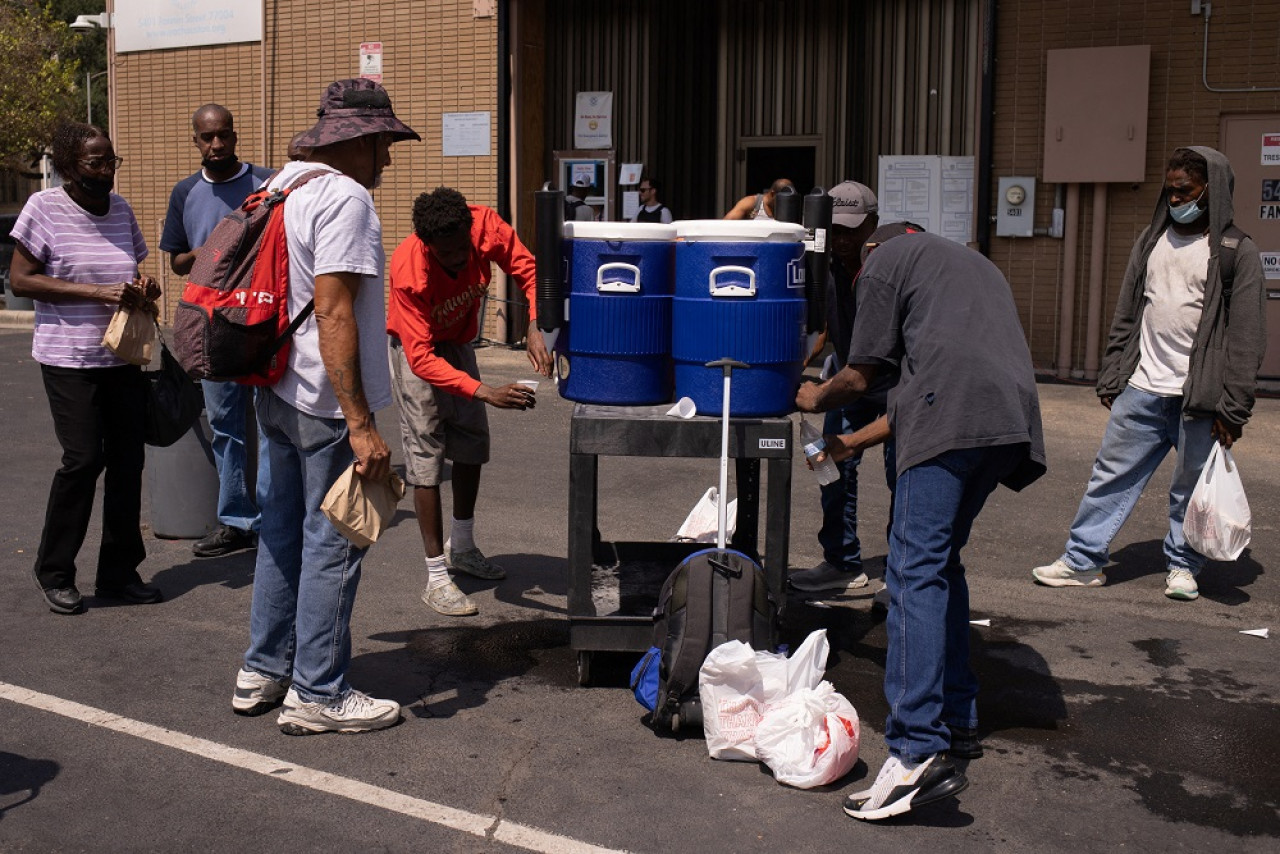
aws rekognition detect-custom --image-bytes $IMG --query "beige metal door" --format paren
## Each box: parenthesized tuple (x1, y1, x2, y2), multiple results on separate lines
(1220, 114, 1280, 379)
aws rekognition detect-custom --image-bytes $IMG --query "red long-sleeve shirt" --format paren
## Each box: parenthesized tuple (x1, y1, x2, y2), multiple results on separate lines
(387, 205, 537, 398)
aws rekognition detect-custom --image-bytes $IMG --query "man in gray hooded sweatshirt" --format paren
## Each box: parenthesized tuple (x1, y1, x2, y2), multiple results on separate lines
(1033, 146, 1266, 601)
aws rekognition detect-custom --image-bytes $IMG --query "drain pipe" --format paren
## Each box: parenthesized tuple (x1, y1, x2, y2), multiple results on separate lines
(1082, 183, 1109, 380)
(1056, 183, 1080, 378)
(975, 0, 997, 255)
(495, 0, 512, 344)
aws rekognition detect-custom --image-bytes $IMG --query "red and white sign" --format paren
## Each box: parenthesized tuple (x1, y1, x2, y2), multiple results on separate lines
(1262, 133, 1280, 166)
(359, 42, 383, 82)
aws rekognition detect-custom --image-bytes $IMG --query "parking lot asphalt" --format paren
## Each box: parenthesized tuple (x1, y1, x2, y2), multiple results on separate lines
(1, 325, 1277, 852)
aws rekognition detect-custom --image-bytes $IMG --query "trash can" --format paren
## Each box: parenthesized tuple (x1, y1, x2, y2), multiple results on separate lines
(146, 413, 219, 539)
(672, 220, 807, 416)
(557, 221, 678, 405)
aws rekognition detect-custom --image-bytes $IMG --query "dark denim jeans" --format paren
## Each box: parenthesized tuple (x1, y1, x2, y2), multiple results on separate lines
(818, 398, 895, 573)
(883, 443, 1024, 763)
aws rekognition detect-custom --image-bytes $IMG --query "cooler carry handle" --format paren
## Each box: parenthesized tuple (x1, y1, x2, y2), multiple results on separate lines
(597, 262, 641, 293)
(708, 266, 757, 298)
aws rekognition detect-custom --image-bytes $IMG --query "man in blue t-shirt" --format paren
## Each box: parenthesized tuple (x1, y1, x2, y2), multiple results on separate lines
(160, 104, 273, 558)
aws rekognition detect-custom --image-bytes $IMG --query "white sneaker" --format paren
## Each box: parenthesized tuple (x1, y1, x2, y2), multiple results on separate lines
(843, 754, 968, 820)
(1032, 558, 1105, 588)
(789, 561, 870, 593)
(1164, 568, 1199, 601)
(232, 667, 290, 717)
(277, 687, 401, 736)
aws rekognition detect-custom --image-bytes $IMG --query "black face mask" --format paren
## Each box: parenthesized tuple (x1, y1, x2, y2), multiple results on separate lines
(202, 153, 240, 176)
(78, 174, 114, 198)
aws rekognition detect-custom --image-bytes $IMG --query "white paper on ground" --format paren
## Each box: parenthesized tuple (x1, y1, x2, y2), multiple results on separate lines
(1239, 628, 1269, 638)
(969, 619, 991, 627)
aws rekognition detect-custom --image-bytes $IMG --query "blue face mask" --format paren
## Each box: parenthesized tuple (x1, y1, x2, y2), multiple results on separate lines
(1169, 191, 1205, 225)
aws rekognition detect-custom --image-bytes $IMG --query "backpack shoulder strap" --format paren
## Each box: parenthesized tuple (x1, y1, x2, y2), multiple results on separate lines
(1219, 223, 1247, 315)
(662, 556, 714, 704)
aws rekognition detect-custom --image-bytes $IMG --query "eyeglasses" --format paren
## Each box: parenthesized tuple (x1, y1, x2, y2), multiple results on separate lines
(79, 157, 124, 170)
(639, 186, 652, 192)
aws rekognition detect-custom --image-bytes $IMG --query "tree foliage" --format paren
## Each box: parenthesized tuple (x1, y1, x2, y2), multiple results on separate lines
(0, 1, 82, 167)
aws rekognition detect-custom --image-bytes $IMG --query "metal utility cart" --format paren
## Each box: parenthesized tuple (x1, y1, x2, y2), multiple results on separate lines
(567, 404, 793, 684)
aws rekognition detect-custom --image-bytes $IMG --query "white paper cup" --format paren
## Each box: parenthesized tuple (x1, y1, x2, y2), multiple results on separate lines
(666, 397, 697, 419)
(517, 380, 539, 392)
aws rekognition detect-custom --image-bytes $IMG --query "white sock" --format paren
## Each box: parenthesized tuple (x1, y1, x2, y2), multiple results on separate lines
(450, 516, 475, 551)
(426, 555, 449, 589)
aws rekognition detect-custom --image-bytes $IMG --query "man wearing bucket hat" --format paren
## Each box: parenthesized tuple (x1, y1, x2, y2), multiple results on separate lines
(788, 180, 895, 597)
(798, 224, 1045, 819)
(231, 78, 420, 735)
(387, 187, 553, 617)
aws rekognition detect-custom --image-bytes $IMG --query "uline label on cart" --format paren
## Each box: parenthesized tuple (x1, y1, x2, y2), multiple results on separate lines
(759, 438, 787, 450)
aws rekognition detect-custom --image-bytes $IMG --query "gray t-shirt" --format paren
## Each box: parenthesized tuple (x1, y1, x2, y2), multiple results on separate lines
(847, 232, 1045, 489)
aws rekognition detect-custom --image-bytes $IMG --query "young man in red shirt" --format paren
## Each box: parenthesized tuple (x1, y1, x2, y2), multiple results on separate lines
(387, 187, 553, 615)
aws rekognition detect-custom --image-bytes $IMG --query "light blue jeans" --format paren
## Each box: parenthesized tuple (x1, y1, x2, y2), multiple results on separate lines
(203, 380, 269, 532)
(243, 390, 364, 702)
(883, 444, 1024, 763)
(1061, 386, 1216, 575)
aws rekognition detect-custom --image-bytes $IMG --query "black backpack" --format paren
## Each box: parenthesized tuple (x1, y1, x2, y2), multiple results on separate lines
(650, 547, 778, 732)
(564, 196, 585, 220)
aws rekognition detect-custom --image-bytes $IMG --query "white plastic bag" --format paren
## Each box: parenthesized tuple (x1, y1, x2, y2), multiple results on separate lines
(699, 630, 829, 761)
(673, 486, 737, 543)
(755, 681, 860, 789)
(1184, 444, 1251, 561)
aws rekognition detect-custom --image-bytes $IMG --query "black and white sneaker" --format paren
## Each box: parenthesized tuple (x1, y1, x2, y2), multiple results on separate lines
(843, 754, 968, 821)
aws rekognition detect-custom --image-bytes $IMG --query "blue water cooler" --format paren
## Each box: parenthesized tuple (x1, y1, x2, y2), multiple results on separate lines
(672, 220, 807, 416)
(557, 221, 677, 405)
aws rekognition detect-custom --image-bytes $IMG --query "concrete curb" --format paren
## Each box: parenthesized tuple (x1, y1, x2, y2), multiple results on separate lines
(0, 309, 34, 329)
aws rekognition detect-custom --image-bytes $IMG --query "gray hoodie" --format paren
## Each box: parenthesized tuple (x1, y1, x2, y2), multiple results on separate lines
(1096, 145, 1266, 430)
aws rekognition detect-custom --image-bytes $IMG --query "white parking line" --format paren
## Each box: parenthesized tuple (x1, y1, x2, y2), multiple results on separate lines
(0, 681, 627, 854)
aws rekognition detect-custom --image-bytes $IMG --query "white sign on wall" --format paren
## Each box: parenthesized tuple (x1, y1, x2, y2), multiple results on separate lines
(442, 112, 491, 157)
(115, 0, 262, 54)
(574, 91, 613, 149)
(359, 43, 383, 82)
(877, 155, 975, 244)
(1262, 133, 1280, 166)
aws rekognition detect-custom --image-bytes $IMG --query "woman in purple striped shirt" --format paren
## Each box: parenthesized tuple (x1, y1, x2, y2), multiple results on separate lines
(10, 122, 164, 614)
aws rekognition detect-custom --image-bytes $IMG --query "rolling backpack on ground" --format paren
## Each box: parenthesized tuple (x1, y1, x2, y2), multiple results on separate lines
(172, 169, 328, 385)
(645, 358, 779, 732)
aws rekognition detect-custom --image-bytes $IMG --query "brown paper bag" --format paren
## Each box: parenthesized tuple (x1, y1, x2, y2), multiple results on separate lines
(321, 462, 406, 548)
(102, 304, 157, 366)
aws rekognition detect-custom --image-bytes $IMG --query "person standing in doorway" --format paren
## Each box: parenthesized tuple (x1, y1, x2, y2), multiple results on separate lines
(724, 177, 794, 220)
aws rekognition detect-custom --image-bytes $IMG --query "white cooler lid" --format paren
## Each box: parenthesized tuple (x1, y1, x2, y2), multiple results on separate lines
(674, 219, 806, 243)
(563, 221, 677, 241)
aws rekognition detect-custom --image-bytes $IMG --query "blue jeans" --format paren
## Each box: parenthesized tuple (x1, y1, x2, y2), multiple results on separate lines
(244, 390, 364, 702)
(1061, 386, 1216, 575)
(883, 444, 1024, 763)
(819, 400, 895, 573)
(203, 380, 269, 532)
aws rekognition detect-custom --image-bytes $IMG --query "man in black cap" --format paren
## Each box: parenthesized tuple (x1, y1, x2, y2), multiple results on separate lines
(798, 224, 1046, 820)
(230, 79, 420, 736)
(788, 180, 887, 595)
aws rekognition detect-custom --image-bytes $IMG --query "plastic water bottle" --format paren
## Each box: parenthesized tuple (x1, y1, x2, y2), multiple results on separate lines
(800, 418, 840, 486)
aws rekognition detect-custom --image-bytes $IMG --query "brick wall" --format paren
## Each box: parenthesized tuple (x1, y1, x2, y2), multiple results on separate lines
(991, 0, 1280, 373)
(112, 1, 512, 339)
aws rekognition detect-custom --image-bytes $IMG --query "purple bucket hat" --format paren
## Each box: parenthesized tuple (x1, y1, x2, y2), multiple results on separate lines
(295, 78, 420, 148)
